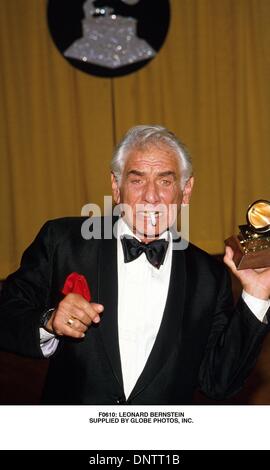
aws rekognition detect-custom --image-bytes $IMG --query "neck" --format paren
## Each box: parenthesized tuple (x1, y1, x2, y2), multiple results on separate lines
(119, 217, 169, 243)
(137, 234, 160, 244)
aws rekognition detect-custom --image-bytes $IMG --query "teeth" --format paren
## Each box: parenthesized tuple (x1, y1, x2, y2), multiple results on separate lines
(143, 211, 159, 214)
(139, 211, 160, 226)
(150, 212, 156, 226)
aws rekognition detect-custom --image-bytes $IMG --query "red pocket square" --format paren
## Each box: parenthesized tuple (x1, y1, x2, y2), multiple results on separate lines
(62, 272, 91, 302)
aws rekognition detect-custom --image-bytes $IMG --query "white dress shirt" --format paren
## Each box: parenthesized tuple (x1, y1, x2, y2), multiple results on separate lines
(117, 218, 172, 398)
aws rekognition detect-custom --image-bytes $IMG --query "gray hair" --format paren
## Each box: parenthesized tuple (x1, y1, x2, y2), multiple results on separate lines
(110, 125, 193, 188)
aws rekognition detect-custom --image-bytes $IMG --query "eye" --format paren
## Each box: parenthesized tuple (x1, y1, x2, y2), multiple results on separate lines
(130, 178, 143, 185)
(160, 179, 172, 186)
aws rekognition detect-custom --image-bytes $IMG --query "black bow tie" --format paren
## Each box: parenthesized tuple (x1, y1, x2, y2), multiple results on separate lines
(121, 236, 169, 269)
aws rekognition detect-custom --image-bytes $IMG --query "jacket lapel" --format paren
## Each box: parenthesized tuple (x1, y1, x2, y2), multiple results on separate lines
(98, 236, 124, 390)
(128, 248, 186, 401)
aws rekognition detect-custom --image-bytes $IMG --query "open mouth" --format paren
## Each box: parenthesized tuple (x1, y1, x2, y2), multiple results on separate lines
(137, 211, 162, 227)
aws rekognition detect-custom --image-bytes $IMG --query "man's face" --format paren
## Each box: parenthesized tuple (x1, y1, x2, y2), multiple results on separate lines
(111, 145, 194, 242)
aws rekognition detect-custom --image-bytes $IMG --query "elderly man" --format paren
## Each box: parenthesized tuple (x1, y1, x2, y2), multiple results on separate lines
(0, 125, 269, 404)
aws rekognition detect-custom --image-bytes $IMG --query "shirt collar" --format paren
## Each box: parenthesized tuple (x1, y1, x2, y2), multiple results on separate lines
(116, 217, 171, 243)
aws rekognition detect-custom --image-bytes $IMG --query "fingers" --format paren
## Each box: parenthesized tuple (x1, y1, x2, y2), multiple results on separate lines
(66, 317, 88, 336)
(51, 293, 104, 339)
(65, 294, 104, 324)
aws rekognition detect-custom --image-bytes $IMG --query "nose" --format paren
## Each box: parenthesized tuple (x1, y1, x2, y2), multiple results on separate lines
(143, 180, 160, 204)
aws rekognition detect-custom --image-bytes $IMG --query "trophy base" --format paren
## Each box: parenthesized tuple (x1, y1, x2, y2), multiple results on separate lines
(225, 235, 270, 270)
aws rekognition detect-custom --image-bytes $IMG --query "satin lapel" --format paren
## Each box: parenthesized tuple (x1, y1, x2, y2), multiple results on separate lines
(98, 236, 124, 389)
(128, 248, 186, 401)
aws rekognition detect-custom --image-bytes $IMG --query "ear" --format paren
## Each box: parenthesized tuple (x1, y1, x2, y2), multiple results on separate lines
(182, 176, 194, 204)
(111, 172, 121, 204)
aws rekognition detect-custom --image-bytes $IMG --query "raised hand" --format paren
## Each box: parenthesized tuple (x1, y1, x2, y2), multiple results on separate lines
(224, 246, 270, 300)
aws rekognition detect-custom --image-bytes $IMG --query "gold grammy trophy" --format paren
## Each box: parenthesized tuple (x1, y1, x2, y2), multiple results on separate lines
(225, 200, 270, 269)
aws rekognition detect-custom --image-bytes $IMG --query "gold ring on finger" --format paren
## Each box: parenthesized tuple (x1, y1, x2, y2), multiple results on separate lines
(67, 317, 75, 327)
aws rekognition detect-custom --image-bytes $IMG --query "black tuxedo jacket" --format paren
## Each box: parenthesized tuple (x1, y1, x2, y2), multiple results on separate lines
(0, 217, 269, 404)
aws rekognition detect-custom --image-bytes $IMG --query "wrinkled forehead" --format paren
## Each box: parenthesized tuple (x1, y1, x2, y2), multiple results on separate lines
(123, 144, 180, 172)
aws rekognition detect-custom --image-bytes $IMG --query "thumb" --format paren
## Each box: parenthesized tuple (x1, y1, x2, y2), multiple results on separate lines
(223, 246, 237, 275)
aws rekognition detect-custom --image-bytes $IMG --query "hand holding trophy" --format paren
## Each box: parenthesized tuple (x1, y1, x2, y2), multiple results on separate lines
(225, 200, 270, 270)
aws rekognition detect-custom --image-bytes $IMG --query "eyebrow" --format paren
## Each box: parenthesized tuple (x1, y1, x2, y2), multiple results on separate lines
(127, 170, 145, 177)
(158, 171, 177, 179)
(126, 170, 177, 179)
